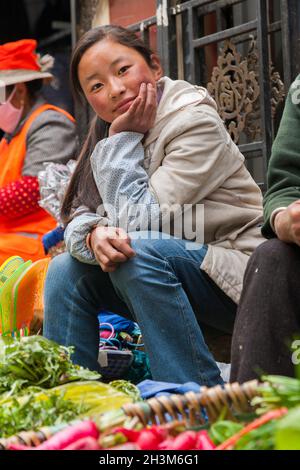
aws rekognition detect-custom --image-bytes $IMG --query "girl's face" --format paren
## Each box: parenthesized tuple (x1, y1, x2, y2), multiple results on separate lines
(78, 38, 163, 123)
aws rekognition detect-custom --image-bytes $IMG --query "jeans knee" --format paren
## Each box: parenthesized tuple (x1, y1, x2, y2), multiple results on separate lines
(110, 236, 165, 289)
(130, 231, 172, 252)
(45, 252, 85, 302)
(45, 253, 69, 300)
(130, 232, 187, 259)
(46, 252, 74, 283)
(110, 250, 145, 288)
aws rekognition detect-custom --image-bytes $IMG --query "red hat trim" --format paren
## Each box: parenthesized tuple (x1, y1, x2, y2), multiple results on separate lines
(0, 39, 40, 72)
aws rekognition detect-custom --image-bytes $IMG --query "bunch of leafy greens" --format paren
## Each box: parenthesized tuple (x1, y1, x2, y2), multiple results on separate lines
(233, 408, 300, 450)
(0, 392, 88, 439)
(109, 380, 140, 402)
(209, 420, 243, 445)
(0, 380, 135, 439)
(252, 375, 300, 413)
(0, 335, 100, 396)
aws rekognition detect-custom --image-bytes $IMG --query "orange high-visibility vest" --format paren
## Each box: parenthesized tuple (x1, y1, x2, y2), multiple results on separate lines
(0, 104, 75, 264)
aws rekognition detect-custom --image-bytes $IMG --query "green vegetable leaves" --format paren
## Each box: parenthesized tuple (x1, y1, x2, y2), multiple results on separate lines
(275, 406, 300, 450)
(209, 421, 243, 445)
(0, 392, 87, 438)
(109, 380, 140, 402)
(0, 335, 100, 396)
(253, 375, 300, 414)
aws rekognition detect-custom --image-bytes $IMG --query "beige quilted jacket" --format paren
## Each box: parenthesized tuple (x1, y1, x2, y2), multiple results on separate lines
(145, 77, 264, 303)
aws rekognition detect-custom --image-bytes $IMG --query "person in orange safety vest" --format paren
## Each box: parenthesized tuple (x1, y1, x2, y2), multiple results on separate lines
(0, 39, 77, 264)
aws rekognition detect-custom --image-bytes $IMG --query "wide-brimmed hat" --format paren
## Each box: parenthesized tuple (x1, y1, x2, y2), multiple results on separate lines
(0, 39, 54, 102)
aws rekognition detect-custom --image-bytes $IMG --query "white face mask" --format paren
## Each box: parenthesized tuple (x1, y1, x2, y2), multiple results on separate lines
(0, 86, 24, 134)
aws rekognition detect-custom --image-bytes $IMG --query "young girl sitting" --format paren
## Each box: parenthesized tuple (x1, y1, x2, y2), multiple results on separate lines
(43, 25, 263, 386)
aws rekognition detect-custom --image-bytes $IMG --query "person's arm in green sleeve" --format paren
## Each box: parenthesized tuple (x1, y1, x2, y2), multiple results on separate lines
(262, 74, 300, 239)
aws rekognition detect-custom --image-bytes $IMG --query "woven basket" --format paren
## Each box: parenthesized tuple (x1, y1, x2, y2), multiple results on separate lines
(0, 379, 260, 450)
(122, 379, 259, 427)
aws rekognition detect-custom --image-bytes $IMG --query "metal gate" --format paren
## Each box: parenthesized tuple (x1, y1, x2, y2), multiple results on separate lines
(128, 0, 300, 189)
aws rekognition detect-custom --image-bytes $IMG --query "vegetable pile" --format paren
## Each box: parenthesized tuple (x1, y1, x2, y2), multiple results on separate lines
(0, 336, 137, 440)
(100, 426, 216, 450)
(5, 374, 300, 451)
(0, 392, 87, 439)
(0, 335, 100, 395)
(208, 374, 300, 450)
(8, 421, 101, 451)
(1, 333, 300, 450)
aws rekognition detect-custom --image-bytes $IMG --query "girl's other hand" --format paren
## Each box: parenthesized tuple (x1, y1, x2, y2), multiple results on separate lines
(90, 226, 136, 272)
(109, 82, 157, 137)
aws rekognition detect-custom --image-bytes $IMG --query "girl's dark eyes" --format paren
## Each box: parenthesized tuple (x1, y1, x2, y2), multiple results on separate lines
(91, 83, 103, 92)
(118, 65, 130, 74)
(89, 66, 130, 92)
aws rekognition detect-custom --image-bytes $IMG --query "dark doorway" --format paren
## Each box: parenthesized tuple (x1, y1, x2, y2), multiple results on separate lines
(0, 0, 73, 114)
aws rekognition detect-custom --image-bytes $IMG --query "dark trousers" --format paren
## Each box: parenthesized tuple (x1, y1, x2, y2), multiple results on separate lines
(230, 238, 300, 383)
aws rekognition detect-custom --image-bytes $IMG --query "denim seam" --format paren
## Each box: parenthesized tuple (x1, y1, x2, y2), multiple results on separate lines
(65, 274, 100, 354)
(163, 257, 211, 385)
(164, 255, 203, 270)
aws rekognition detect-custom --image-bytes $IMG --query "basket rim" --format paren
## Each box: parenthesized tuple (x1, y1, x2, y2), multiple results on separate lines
(122, 379, 260, 426)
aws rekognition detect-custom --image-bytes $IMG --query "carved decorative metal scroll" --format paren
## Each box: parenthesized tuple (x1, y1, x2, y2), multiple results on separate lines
(244, 38, 261, 141)
(245, 37, 285, 141)
(207, 40, 259, 143)
(207, 39, 285, 144)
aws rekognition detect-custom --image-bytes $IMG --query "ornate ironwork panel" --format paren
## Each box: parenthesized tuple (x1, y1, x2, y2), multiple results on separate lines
(72, 0, 300, 189)
(207, 39, 261, 144)
(207, 38, 285, 145)
(125, 0, 299, 189)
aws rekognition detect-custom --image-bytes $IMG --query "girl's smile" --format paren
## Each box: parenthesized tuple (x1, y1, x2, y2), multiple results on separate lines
(78, 38, 162, 123)
(114, 96, 136, 112)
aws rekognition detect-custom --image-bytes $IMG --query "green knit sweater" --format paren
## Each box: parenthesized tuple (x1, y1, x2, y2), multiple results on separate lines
(262, 74, 300, 237)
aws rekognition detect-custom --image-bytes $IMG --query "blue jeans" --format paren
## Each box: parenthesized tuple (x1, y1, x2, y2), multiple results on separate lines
(43, 232, 236, 386)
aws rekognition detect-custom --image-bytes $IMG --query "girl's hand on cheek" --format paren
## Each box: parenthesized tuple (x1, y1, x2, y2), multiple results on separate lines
(90, 226, 135, 272)
(109, 82, 157, 137)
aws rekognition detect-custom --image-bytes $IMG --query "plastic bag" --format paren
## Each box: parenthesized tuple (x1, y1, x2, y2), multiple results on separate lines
(38, 160, 77, 223)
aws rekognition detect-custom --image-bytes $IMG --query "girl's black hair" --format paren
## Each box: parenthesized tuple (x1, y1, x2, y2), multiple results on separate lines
(61, 25, 155, 225)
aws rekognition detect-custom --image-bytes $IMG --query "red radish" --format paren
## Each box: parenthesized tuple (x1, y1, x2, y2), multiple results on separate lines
(196, 431, 216, 450)
(158, 438, 176, 450)
(8, 444, 31, 451)
(111, 428, 139, 442)
(8, 421, 99, 451)
(63, 437, 101, 450)
(110, 443, 141, 450)
(112, 426, 167, 449)
(168, 431, 197, 450)
(136, 430, 163, 450)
